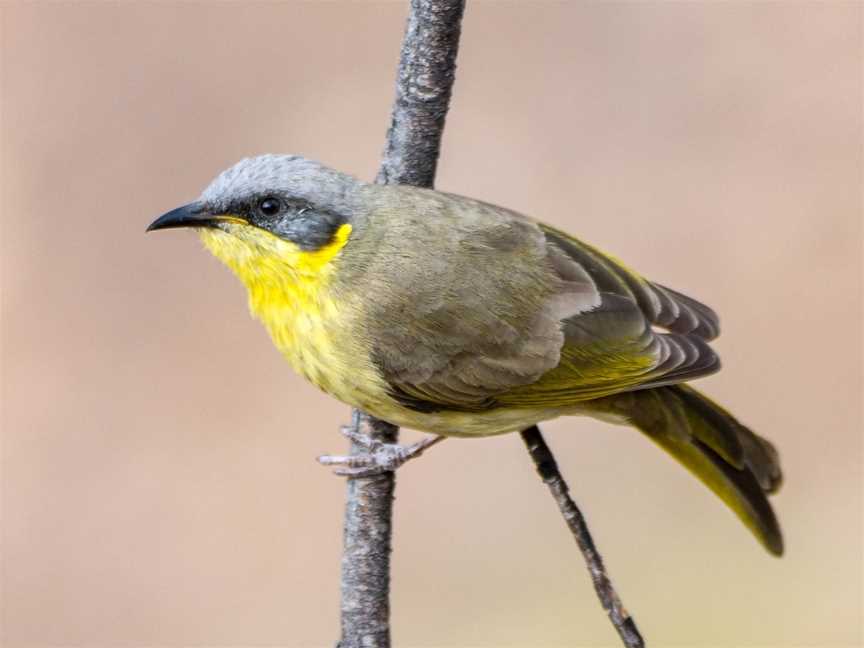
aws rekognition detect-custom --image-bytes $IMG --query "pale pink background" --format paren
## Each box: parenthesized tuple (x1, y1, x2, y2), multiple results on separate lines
(2, 2, 861, 646)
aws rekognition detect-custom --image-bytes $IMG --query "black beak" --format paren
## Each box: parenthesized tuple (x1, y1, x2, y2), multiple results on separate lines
(146, 203, 231, 232)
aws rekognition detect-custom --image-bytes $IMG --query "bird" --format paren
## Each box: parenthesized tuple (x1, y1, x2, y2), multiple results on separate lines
(148, 154, 783, 555)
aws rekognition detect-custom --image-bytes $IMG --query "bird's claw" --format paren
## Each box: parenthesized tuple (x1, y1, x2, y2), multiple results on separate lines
(317, 427, 444, 478)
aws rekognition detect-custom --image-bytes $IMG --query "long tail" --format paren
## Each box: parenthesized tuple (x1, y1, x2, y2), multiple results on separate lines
(595, 384, 783, 555)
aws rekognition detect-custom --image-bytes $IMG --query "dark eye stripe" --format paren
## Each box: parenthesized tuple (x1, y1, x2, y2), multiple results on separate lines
(218, 195, 347, 251)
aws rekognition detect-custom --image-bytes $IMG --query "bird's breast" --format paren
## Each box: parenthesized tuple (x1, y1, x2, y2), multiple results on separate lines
(198, 223, 380, 400)
(249, 274, 344, 389)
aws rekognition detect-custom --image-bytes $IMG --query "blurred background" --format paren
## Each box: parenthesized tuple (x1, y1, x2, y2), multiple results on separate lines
(2, 2, 861, 646)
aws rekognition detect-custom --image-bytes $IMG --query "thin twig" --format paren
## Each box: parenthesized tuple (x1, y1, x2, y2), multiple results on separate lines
(338, 2, 466, 647)
(520, 426, 645, 648)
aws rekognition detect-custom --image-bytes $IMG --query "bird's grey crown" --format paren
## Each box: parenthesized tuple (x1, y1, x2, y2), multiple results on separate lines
(199, 154, 364, 215)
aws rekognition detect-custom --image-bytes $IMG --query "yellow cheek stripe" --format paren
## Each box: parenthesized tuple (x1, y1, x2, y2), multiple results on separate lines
(212, 214, 249, 226)
(294, 222, 353, 275)
(198, 221, 353, 278)
(196, 221, 353, 390)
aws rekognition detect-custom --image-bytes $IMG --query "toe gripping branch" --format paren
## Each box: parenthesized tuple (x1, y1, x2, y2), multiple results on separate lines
(319, 424, 445, 478)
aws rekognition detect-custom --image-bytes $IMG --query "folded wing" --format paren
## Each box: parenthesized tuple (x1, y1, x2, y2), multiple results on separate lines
(370, 200, 721, 413)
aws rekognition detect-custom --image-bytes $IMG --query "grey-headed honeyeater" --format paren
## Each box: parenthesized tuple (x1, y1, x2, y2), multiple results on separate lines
(148, 154, 783, 555)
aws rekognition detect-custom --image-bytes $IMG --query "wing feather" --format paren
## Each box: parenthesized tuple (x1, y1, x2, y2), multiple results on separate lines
(363, 188, 722, 414)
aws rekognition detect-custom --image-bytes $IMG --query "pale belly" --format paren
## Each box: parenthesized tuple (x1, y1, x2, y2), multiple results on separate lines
(270, 320, 627, 437)
(264, 314, 569, 436)
(256, 293, 624, 438)
(367, 402, 576, 437)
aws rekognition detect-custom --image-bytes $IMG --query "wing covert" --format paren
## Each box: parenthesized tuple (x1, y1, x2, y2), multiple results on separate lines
(361, 188, 722, 414)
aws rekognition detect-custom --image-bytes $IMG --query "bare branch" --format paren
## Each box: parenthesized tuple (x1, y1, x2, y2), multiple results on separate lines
(377, 0, 466, 187)
(520, 426, 645, 648)
(338, 2, 465, 647)
(338, 3, 644, 648)
(338, 411, 398, 648)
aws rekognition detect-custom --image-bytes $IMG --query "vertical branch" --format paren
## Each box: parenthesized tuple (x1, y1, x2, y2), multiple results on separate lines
(339, 3, 643, 648)
(338, 2, 466, 648)
(338, 411, 398, 648)
(376, 0, 465, 188)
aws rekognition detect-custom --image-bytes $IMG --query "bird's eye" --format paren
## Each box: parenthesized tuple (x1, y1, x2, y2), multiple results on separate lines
(258, 197, 281, 217)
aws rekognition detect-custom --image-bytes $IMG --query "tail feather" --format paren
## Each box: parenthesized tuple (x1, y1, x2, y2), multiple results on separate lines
(600, 384, 783, 555)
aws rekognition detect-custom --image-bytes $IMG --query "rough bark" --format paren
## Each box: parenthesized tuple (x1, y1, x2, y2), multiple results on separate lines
(376, 0, 466, 188)
(338, 2, 644, 647)
(338, 412, 399, 648)
(338, 2, 466, 647)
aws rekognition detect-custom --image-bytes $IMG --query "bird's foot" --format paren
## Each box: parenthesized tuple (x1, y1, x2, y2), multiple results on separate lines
(318, 426, 445, 477)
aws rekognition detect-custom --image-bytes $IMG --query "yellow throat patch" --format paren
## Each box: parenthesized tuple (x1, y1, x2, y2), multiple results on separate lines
(197, 220, 352, 386)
